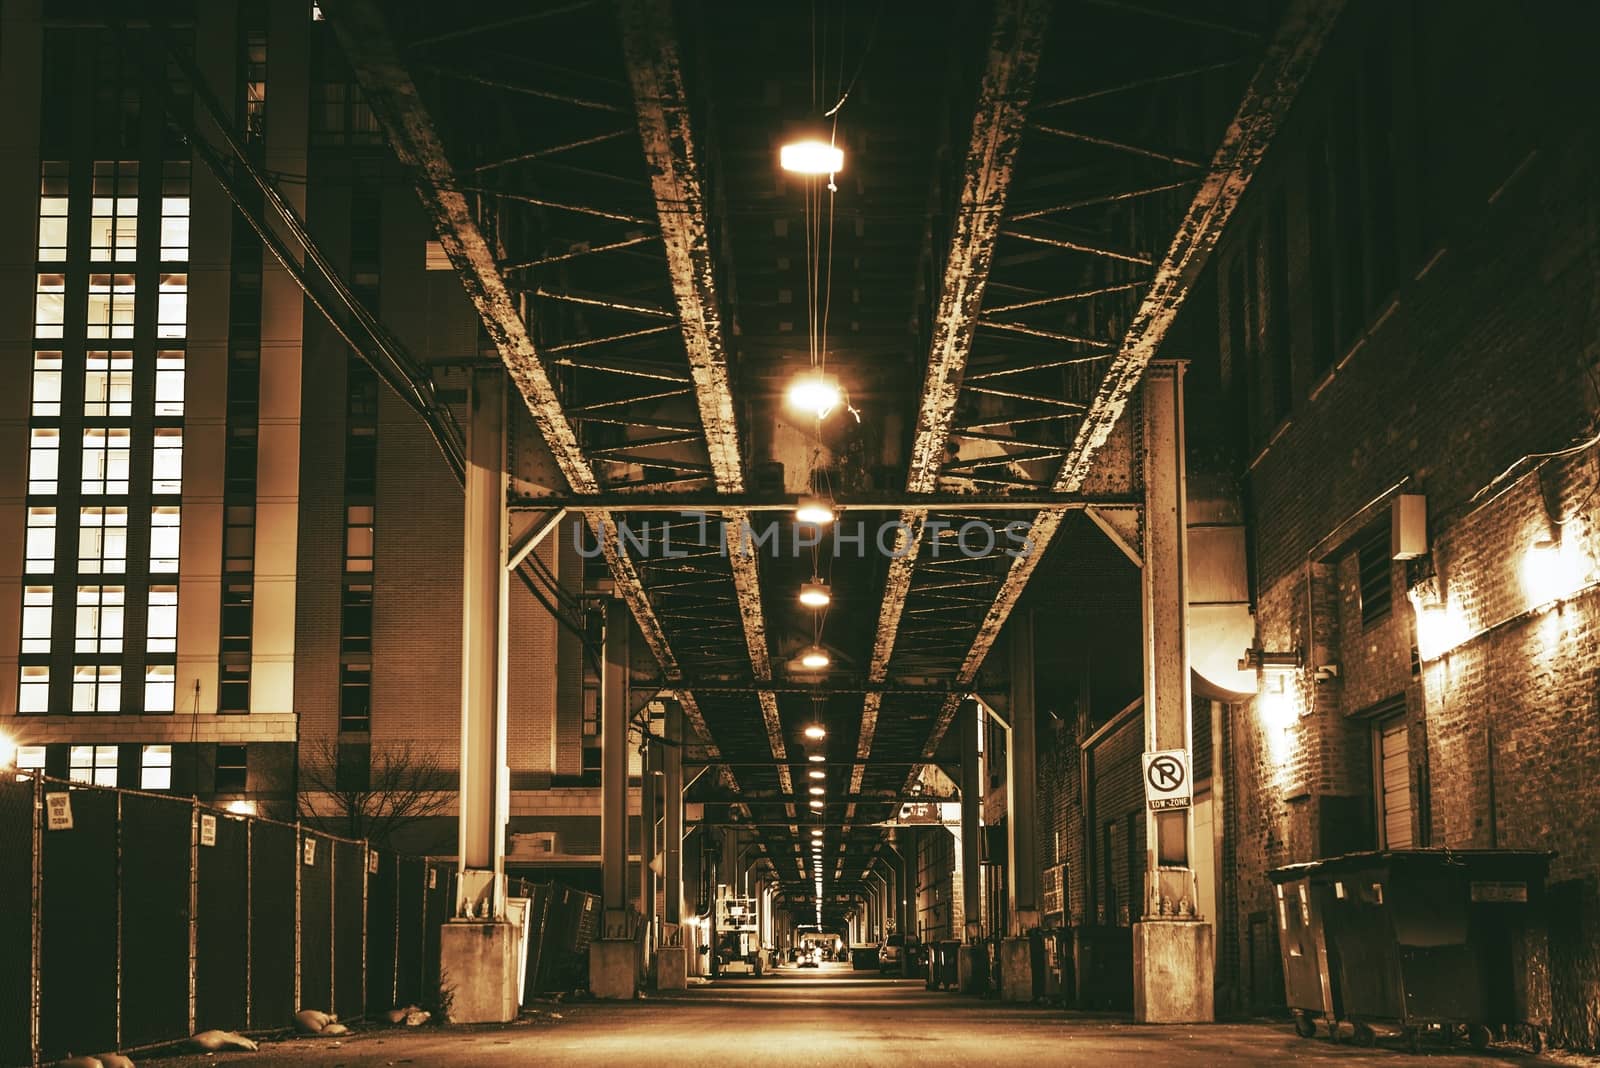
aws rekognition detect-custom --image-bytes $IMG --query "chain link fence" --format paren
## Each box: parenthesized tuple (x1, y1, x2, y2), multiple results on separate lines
(0, 773, 601, 1067)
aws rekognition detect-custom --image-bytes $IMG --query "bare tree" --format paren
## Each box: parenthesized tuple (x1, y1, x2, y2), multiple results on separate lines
(297, 738, 452, 850)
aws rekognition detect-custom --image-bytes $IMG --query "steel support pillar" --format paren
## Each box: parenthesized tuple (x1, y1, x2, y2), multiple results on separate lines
(640, 740, 658, 954)
(456, 367, 510, 917)
(655, 700, 688, 989)
(958, 699, 988, 992)
(602, 597, 630, 915)
(441, 368, 518, 1024)
(664, 703, 684, 926)
(1132, 359, 1213, 1023)
(1005, 613, 1039, 933)
(591, 597, 638, 999)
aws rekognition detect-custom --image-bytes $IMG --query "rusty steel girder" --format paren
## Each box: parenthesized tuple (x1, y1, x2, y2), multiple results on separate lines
(913, 0, 1346, 769)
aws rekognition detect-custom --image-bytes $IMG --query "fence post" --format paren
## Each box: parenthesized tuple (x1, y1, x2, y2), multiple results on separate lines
(114, 790, 123, 1049)
(189, 800, 199, 1037)
(327, 836, 335, 1013)
(245, 817, 254, 1030)
(362, 843, 370, 1019)
(294, 822, 302, 1014)
(30, 773, 42, 1068)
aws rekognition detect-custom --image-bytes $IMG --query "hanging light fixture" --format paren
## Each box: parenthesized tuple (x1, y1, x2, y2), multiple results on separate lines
(803, 723, 827, 740)
(786, 369, 842, 420)
(808, 754, 826, 764)
(799, 580, 832, 608)
(809, 785, 825, 796)
(799, 646, 831, 670)
(808, 769, 826, 780)
(809, 799, 824, 810)
(780, 137, 844, 176)
(811, 828, 824, 838)
(795, 496, 836, 526)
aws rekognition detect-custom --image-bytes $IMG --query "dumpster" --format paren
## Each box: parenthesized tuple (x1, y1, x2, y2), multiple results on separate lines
(1269, 850, 1551, 1052)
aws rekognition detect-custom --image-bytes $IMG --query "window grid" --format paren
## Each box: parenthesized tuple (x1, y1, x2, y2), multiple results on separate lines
(140, 744, 173, 790)
(77, 506, 129, 575)
(90, 160, 139, 262)
(37, 162, 69, 260)
(70, 743, 119, 785)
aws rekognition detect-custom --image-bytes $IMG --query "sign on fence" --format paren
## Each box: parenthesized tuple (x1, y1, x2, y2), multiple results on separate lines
(45, 791, 73, 830)
(303, 838, 317, 866)
(200, 813, 217, 847)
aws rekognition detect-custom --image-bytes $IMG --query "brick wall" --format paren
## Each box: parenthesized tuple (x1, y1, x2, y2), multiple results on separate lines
(1209, 2, 1600, 1043)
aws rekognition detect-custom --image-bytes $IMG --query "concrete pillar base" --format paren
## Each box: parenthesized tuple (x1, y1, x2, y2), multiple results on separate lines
(958, 945, 987, 994)
(1133, 919, 1214, 1023)
(999, 938, 1034, 1003)
(589, 938, 639, 1000)
(654, 945, 688, 991)
(439, 921, 520, 1024)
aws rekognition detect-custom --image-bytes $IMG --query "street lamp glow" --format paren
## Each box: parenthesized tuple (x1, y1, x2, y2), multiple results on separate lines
(786, 370, 842, 419)
(799, 647, 831, 670)
(0, 731, 15, 770)
(780, 139, 844, 175)
(803, 724, 827, 740)
(795, 496, 836, 526)
(799, 580, 832, 608)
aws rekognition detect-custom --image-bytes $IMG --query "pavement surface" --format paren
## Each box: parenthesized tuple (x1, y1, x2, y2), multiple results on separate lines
(138, 962, 1569, 1067)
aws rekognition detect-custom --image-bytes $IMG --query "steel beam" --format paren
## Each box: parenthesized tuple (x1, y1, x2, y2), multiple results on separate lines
(905, 0, 1051, 495)
(618, 0, 789, 798)
(510, 492, 1125, 511)
(910, 0, 1342, 772)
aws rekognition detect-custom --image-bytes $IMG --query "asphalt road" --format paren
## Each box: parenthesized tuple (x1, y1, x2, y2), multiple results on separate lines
(140, 962, 1558, 1067)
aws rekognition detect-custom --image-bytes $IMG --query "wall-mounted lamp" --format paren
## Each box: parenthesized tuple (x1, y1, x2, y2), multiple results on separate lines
(1237, 643, 1302, 673)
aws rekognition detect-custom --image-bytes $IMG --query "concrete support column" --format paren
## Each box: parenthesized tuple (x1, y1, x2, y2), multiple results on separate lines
(1005, 613, 1039, 932)
(1132, 359, 1214, 1023)
(440, 368, 517, 1024)
(958, 698, 987, 992)
(591, 597, 638, 999)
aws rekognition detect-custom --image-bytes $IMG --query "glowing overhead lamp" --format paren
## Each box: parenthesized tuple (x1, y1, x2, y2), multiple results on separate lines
(809, 799, 825, 810)
(808, 754, 826, 763)
(786, 370, 842, 420)
(803, 724, 827, 740)
(799, 580, 832, 608)
(809, 786, 825, 796)
(811, 829, 824, 838)
(795, 496, 836, 526)
(809, 769, 826, 780)
(799, 646, 831, 670)
(780, 138, 844, 176)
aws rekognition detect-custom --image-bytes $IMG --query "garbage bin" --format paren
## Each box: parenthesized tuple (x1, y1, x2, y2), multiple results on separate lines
(1269, 850, 1552, 1052)
(1266, 864, 1340, 1038)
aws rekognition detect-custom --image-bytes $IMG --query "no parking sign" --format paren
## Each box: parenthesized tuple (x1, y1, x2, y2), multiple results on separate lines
(1142, 749, 1191, 811)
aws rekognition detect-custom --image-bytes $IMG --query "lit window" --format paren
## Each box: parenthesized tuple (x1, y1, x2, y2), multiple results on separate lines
(21, 587, 53, 654)
(75, 585, 125, 654)
(28, 429, 60, 495)
(90, 160, 139, 262)
(244, 32, 267, 143)
(144, 666, 176, 714)
(19, 670, 50, 714)
(84, 351, 135, 417)
(32, 351, 62, 416)
(155, 351, 185, 416)
(161, 161, 190, 259)
(345, 505, 374, 572)
(152, 429, 183, 494)
(37, 162, 69, 260)
(16, 745, 47, 770)
(140, 744, 173, 789)
(71, 667, 122, 714)
(25, 507, 56, 573)
(78, 507, 129, 575)
(87, 274, 135, 339)
(151, 506, 182, 572)
(81, 427, 131, 495)
(35, 274, 66, 339)
(147, 585, 178, 653)
(69, 743, 119, 785)
(157, 273, 187, 339)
